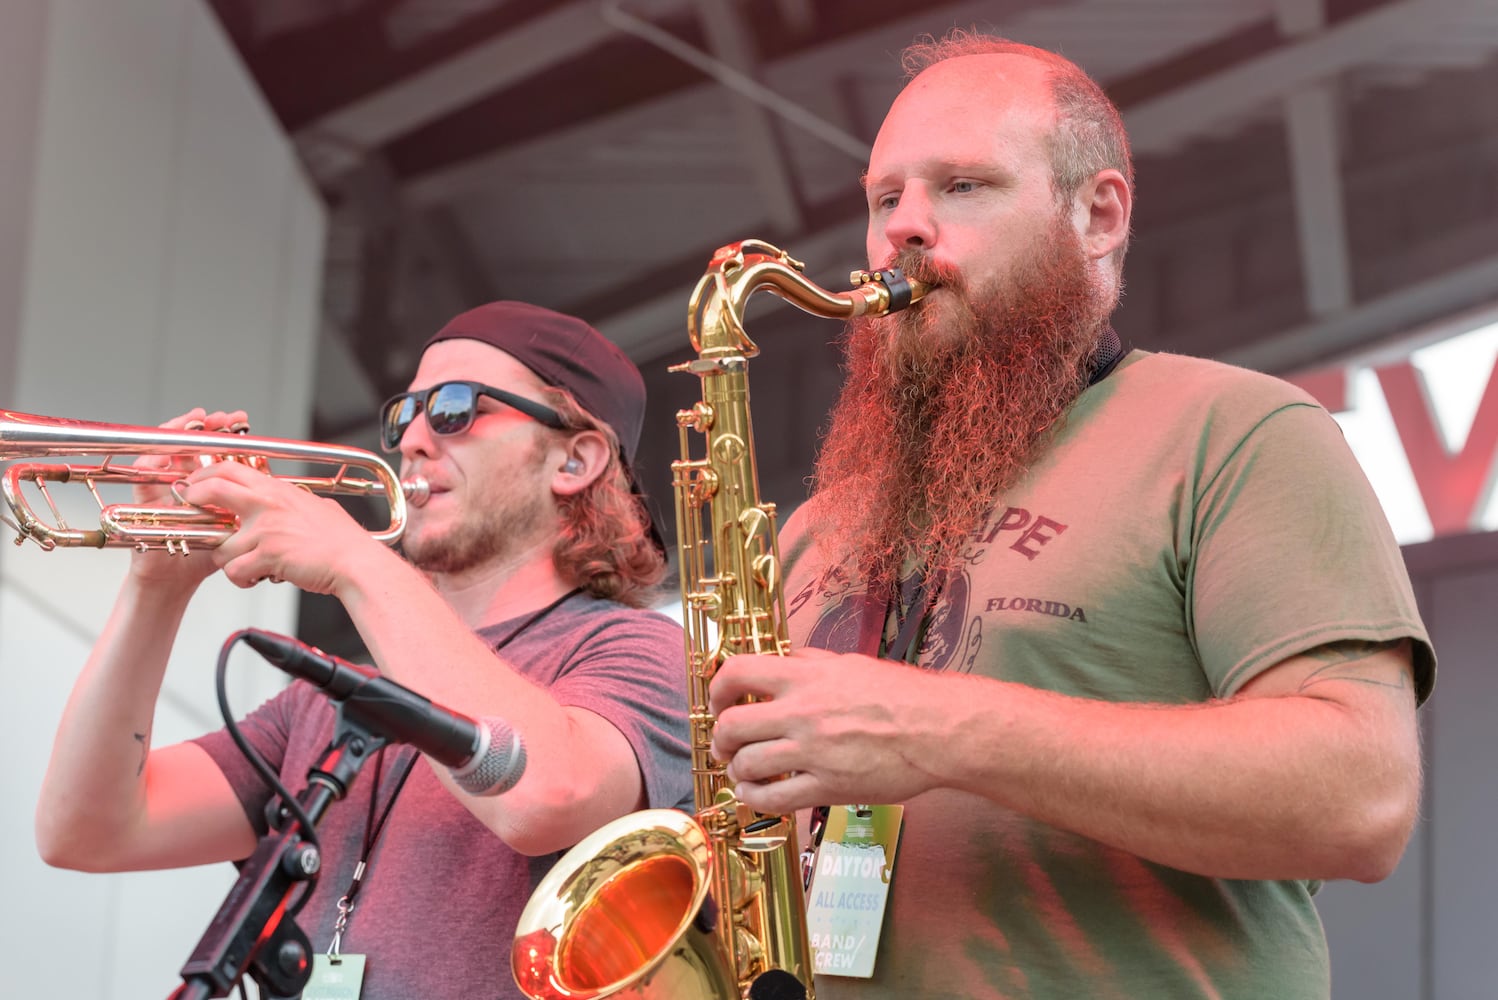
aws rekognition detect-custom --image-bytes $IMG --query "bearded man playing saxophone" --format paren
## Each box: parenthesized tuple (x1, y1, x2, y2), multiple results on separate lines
(708, 31, 1434, 1000)
(35, 302, 693, 999)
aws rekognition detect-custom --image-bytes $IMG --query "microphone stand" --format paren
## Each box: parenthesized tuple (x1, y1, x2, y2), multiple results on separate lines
(169, 716, 388, 1000)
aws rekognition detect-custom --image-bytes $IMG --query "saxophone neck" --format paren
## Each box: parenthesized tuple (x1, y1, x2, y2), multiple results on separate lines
(687, 240, 931, 358)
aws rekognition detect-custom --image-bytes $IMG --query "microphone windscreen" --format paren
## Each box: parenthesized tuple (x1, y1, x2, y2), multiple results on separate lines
(449, 717, 527, 796)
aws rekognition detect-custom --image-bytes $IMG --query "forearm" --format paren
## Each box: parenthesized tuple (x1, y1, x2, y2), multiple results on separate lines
(334, 547, 644, 853)
(939, 675, 1419, 881)
(36, 575, 194, 864)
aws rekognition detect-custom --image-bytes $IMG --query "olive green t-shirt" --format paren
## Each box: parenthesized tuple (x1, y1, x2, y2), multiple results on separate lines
(782, 351, 1434, 1000)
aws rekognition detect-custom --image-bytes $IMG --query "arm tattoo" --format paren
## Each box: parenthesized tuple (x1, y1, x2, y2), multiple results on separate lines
(134, 732, 147, 777)
(1297, 639, 1410, 694)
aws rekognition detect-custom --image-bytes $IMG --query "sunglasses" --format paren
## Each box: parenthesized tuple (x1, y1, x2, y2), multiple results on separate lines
(380, 380, 568, 452)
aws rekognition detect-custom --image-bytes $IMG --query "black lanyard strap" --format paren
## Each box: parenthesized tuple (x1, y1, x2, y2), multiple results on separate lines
(344, 747, 421, 909)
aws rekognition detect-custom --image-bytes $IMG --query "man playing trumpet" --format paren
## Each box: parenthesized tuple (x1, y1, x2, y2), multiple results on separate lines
(35, 302, 693, 999)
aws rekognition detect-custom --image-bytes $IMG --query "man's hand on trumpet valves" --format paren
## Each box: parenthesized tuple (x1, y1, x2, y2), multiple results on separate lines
(123, 407, 249, 591)
(179, 458, 383, 597)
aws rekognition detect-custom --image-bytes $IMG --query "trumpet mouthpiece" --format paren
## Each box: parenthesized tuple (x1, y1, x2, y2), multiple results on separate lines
(403, 476, 430, 507)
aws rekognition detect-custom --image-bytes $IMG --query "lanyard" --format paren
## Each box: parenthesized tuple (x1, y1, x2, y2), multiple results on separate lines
(327, 746, 419, 955)
(883, 570, 942, 664)
(325, 587, 584, 955)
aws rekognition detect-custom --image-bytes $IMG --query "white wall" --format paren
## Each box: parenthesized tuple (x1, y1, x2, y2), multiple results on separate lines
(1313, 537, 1498, 1000)
(0, 0, 46, 407)
(0, 1, 327, 996)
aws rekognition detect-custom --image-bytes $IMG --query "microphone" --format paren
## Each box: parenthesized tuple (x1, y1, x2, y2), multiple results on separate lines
(241, 629, 526, 796)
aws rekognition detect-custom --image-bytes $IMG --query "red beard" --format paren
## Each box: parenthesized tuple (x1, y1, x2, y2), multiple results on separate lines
(808, 216, 1114, 595)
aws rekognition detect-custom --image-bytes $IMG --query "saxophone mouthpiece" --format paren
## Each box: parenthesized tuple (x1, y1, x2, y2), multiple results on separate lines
(850, 266, 930, 315)
(905, 275, 936, 302)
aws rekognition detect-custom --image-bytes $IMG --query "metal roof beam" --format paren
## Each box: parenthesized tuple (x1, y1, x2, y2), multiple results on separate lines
(1126, 0, 1472, 153)
(292, 0, 684, 172)
(403, 0, 1007, 206)
(1276, 0, 1354, 318)
(1273, 0, 1327, 35)
(1284, 83, 1354, 317)
(693, 0, 803, 233)
(1221, 251, 1498, 374)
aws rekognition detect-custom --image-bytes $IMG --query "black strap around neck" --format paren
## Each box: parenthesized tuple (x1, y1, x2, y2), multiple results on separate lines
(1089, 326, 1125, 387)
(884, 571, 941, 664)
(487, 587, 584, 653)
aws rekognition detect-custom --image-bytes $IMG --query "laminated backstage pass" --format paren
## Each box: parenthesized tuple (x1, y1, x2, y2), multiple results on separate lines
(305, 953, 366, 1000)
(805, 804, 903, 978)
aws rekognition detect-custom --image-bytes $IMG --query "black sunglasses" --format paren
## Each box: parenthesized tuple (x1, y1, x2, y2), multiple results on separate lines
(380, 380, 568, 452)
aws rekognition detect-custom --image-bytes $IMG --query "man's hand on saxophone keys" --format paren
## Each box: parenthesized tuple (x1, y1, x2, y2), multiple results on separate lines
(709, 647, 950, 814)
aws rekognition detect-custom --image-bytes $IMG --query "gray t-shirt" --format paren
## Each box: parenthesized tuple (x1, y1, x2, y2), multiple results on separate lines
(195, 592, 692, 1000)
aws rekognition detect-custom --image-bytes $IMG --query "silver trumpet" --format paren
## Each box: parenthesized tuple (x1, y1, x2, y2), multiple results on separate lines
(0, 408, 427, 554)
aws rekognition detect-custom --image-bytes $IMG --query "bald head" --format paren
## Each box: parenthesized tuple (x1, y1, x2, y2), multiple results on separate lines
(886, 51, 1058, 148)
(899, 31, 1134, 208)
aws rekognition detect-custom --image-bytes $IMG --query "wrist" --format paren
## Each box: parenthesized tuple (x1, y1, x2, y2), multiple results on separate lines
(930, 673, 1025, 797)
(329, 539, 405, 609)
(122, 560, 206, 601)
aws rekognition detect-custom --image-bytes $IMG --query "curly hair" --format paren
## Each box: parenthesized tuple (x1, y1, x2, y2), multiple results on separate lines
(539, 387, 666, 608)
(900, 28, 1134, 276)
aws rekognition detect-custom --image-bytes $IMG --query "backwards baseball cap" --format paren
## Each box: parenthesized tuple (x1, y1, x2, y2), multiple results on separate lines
(423, 301, 665, 551)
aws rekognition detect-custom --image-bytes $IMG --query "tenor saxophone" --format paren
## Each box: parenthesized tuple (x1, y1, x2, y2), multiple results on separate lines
(510, 240, 928, 1000)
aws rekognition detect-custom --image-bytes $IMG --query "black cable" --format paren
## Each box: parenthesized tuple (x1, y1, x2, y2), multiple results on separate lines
(215, 629, 321, 916)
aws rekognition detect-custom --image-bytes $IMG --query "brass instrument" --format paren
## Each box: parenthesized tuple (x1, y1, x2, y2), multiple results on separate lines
(0, 409, 426, 553)
(511, 240, 928, 1000)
